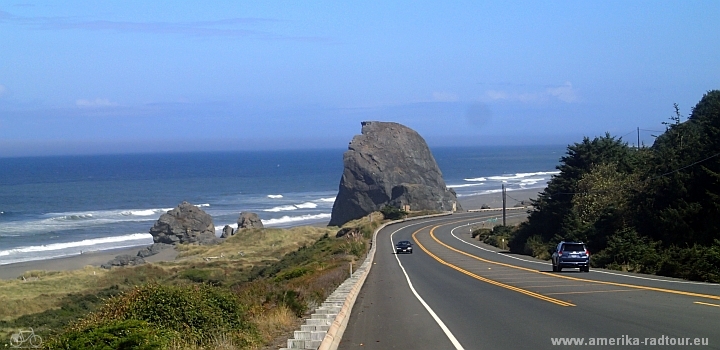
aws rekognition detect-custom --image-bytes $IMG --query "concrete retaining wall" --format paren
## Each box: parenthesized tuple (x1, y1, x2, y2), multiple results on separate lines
(280, 212, 452, 350)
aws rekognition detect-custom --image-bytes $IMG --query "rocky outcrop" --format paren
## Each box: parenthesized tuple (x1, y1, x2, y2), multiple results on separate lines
(329, 121, 461, 226)
(137, 243, 173, 258)
(335, 227, 361, 238)
(221, 225, 234, 238)
(237, 212, 264, 230)
(101, 254, 145, 269)
(149, 201, 215, 244)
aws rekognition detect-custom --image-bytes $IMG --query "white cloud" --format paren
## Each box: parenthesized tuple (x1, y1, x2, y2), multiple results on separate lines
(484, 82, 579, 104)
(486, 90, 509, 101)
(76, 98, 117, 108)
(432, 91, 459, 102)
(546, 81, 578, 103)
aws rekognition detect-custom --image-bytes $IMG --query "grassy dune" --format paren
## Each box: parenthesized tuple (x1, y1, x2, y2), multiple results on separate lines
(0, 216, 385, 349)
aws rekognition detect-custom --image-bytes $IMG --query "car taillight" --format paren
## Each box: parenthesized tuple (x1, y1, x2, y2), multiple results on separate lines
(585, 249, 590, 256)
(558, 251, 563, 256)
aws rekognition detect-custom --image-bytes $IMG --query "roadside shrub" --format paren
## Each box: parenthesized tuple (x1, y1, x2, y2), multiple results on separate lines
(472, 226, 513, 250)
(470, 228, 490, 239)
(591, 228, 662, 273)
(657, 241, 720, 282)
(73, 283, 259, 346)
(380, 205, 407, 220)
(524, 234, 553, 260)
(50, 319, 173, 350)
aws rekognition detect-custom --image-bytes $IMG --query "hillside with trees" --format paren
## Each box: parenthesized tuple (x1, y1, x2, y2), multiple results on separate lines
(508, 90, 720, 282)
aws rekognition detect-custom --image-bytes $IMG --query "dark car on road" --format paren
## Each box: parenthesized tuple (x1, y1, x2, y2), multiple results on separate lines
(395, 240, 413, 254)
(552, 241, 590, 272)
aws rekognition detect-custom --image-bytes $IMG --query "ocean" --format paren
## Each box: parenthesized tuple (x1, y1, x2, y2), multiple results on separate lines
(0, 145, 565, 265)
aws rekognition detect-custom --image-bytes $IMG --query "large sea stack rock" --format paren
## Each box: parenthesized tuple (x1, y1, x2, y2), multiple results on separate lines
(329, 121, 461, 226)
(237, 212, 264, 230)
(149, 201, 215, 244)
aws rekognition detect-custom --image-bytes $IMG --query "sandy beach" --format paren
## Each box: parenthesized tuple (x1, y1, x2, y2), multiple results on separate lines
(0, 188, 543, 280)
(0, 245, 178, 280)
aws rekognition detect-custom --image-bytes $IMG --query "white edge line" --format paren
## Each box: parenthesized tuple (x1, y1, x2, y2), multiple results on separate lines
(390, 222, 465, 350)
(448, 219, 720, 286)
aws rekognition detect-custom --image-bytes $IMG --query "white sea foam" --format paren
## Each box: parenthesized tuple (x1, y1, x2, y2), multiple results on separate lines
(487, 171, 558, 181)
(267, 195, 284, 199)
(0, 233, 153, 256)
(215, 223, 239, 234)
(447, 183, 485, 188)
(294, 202, 318, 209)
(120, 209, 166, 216)
(198, 203, 210, 207)
(262, 213, 331, 226)
(51, 213, 94, 221)
(264, 202, 319, 212)
(318, 197, 336, 202)
(464, 177, 487, 182)
(264, 205, 298, 212)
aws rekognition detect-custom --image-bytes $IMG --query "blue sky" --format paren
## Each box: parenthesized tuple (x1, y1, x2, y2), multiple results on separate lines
(0, 1, 718, 157)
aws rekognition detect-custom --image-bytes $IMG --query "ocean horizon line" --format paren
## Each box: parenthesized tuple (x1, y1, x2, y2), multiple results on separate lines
(0, 144, 569, 160)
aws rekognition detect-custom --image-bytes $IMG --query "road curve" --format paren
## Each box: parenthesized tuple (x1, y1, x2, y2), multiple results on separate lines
(338, 212, 720, 350)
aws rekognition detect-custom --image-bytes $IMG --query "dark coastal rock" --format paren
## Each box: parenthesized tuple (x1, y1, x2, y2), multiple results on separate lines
(335, 227, 361, 238)
(237, 212, 264, 230)
(149, 201, 216, 244)
(101, 254, 145, 269)
(329, 121, 461, 226)
(221, 225, 234, 238)
(137, 243, 173, 258)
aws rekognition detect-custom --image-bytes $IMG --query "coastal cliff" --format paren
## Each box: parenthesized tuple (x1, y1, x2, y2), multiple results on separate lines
(329, 121, 460, 226)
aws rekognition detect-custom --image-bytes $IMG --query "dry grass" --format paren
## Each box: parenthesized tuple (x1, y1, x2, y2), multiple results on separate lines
(166, 332, 260, 350)
(0, 266, 107, 321)
(0, 226, 333, 322)
(173, 226, 333, 265)
(0, 223, 365, 348)
(252, 305, 298, 344)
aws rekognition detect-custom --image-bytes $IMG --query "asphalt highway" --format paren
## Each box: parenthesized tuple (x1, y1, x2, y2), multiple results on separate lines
(338, 212, 720, 349)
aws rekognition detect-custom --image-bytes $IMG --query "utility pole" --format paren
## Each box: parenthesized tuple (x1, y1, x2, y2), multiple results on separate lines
(502, 184, 506, 226)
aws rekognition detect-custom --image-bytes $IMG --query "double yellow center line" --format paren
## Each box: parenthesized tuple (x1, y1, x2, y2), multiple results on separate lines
(412, 220, 720, 307)
(412, 224, 575, 307)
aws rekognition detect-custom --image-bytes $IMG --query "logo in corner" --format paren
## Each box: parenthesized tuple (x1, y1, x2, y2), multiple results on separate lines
(8, 328, 42, 348)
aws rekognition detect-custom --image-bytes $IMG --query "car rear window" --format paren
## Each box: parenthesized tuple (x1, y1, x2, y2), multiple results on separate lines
(562, 244, 585, 252)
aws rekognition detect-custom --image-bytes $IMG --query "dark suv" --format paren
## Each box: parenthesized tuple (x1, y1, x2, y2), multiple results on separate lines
(552, 241, 590, 272)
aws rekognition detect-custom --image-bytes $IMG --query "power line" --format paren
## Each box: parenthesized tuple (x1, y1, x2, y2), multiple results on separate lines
(619, 130, 636, 139)
(505, 192, 525, 203)
(651, 151, 720, 180)
(543, 150, 720, 197)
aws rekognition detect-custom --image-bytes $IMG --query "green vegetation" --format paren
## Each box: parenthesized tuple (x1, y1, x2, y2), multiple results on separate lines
(507, 90, 720, 282)
(380, 205, 408, 220)
(471, 225, 513, 250)
(0, 215, 386, 349)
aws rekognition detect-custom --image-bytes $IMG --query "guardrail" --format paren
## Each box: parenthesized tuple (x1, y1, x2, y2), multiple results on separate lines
(466, 206, 529, 213)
